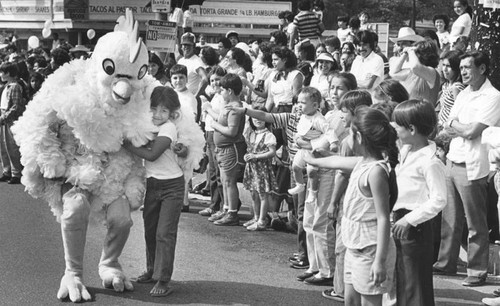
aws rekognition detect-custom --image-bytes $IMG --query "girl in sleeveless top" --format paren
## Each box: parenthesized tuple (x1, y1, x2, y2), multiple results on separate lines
(266, 47, 303, 113)
(305, 106, 399, 306)
(242, 106, 278, 231)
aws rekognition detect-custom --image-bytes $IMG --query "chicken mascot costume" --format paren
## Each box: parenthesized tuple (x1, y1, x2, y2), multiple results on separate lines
(12, 9, 204, 302)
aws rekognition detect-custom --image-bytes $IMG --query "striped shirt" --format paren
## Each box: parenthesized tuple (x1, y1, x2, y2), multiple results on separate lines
(293, 11, 322, 41)
(437, 81, 466, 125)
(271, 111, 302, 164)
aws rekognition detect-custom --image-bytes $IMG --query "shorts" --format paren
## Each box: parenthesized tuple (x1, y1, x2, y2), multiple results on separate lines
(344, 240, 396, 295)
(215, 142, 246, 178)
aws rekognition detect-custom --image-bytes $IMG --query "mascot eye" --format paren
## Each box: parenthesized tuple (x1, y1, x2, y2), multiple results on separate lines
(102, 59, 115, 75)
(138, 64, 148, 80)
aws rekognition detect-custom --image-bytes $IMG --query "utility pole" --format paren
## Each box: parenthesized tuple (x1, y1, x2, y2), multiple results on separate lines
(411, 0, 417, 29)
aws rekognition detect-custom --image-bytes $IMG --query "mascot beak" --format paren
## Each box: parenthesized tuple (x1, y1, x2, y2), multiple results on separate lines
(112, 79, 133, 104)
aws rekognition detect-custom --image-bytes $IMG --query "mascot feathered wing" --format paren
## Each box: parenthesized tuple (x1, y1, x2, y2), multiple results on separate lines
(12, 9, 203, 303)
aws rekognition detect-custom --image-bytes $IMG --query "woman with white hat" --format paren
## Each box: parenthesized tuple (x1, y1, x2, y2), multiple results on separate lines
(390, 40, 441, 107)
(310, 52, 338, 110)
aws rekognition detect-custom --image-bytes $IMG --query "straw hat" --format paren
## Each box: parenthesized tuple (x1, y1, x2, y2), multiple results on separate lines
(390, 27, 424, 43)
(69, 45, 90, 53)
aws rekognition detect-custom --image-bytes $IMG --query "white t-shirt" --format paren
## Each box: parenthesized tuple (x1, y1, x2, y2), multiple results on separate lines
(183, 10, 193, 28)
(178, 55, 205, 96)
(205, 93, 224, 132)
(436, 31, 450, 47)
(0, 85, 9, 110)
(450, 13, 472, 43)
(337, 28, 350, 43)
(350, 51, 384, 90)
(447, 79, 500, 180)
(176, 88, 197, 117)
(145, 121, 183, 180)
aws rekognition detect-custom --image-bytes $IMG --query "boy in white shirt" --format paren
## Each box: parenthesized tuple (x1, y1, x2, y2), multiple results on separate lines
(170, 64, 197, 118)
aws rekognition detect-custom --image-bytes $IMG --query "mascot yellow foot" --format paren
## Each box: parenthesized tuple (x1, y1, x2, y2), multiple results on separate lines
(57, 273, 92, 302)
(98, 196, 134, 292)
(58, 189, 92, 302)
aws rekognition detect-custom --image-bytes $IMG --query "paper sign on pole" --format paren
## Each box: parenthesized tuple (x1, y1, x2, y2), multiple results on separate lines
(146, 20, 177, 53)
(152, 0, 171, 13)
(483, 0, 500, 10)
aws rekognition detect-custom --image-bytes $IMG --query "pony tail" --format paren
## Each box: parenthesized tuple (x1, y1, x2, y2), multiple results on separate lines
(466, 5, 473, 18)
(386, 123, 399, 209)
(388, 168, 398, 210)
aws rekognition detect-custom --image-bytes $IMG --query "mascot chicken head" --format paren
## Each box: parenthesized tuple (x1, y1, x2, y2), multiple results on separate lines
(91, 9, 149, 109)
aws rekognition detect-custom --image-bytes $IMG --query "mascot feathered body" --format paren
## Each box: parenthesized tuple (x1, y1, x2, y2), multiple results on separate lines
(12, 9, 204, 302)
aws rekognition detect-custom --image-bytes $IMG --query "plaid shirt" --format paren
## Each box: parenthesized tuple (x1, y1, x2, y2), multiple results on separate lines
(0, 81, 25, 125)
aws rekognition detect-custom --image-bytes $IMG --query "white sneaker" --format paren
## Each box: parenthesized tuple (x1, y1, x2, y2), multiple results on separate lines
(247, 221, 267, 231)
(483, 297, 500, 306)
(243, 219, 257, 227)
(288, 183, 305, 195)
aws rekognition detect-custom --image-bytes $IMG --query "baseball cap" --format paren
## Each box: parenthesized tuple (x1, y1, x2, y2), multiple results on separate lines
(181, 32, 196, 46)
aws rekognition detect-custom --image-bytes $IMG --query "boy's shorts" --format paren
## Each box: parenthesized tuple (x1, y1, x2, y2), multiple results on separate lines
(344, 240, 396, 295)
(215, 142, 246, 178)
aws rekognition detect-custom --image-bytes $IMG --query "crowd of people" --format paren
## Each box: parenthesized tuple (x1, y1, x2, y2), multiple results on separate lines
(2, 0, 500, 304)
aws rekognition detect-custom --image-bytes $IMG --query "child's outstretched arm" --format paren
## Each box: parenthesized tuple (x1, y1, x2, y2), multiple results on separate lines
(225, 105, 274, 123)
(368, 165, 391, 287)
(303, 152, 360, 172)
(123, 136, 172, 162)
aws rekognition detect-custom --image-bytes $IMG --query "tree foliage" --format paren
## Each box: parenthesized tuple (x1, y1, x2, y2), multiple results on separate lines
(470, 0, 500, 89)
(322, 0, 455, 29)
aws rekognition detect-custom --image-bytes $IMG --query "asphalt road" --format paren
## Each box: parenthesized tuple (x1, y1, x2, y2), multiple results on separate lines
(0, 178, 497, 306)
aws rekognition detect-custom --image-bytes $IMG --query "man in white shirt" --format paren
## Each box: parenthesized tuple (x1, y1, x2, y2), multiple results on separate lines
(349, 30, 384, 91)
(434, 51, 500, 287)
(178, 32, 209, 120)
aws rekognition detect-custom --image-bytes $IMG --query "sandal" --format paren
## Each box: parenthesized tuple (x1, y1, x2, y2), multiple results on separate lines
(135, 271, 155, 283)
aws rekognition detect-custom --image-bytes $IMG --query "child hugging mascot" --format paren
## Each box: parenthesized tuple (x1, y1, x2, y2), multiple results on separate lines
(12, 9, 204, 303)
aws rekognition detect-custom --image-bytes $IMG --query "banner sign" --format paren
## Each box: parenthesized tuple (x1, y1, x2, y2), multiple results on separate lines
(189, 1, 291, 25)
(146, 20, 177, 53)
(0, 0, 292, 25)
(64, 0, 89, 20)
(0, 0, 65, 20)
(152, 0, 171, 13)
(87, 0, 153, 21)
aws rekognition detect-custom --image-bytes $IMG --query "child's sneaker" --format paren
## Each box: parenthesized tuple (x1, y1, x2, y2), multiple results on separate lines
(305, 189, 318, 204)
(199, 207, 215, 217)
(322, 288, 344, 302)
(208, 210, 226, 222)
(214, 211, 239, 226)
(247, 220, 267, 231)
(288, 183, 305, 195)
(243, 218, 257, 227)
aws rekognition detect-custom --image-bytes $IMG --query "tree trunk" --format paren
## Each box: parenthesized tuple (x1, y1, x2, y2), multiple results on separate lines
(470, 0, 500, 90)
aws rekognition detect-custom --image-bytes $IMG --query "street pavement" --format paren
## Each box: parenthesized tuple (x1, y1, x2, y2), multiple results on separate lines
(0, 177, 498, 306)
